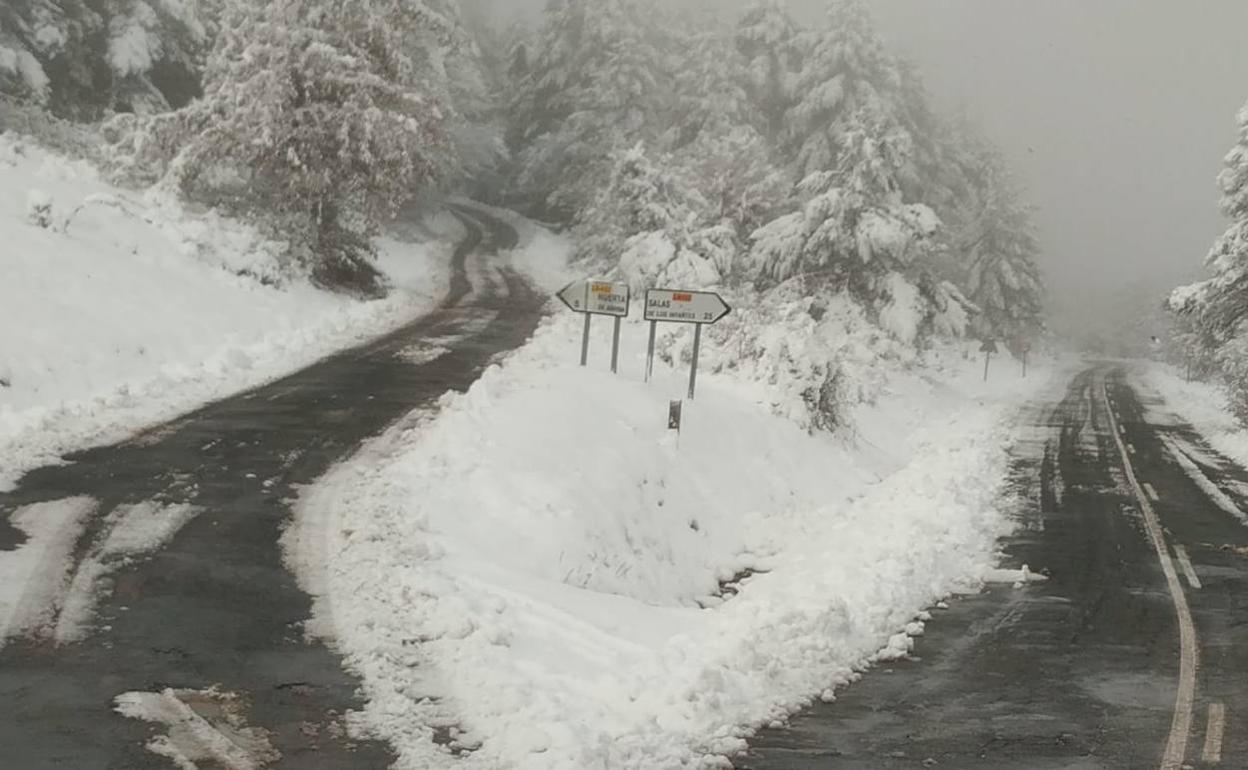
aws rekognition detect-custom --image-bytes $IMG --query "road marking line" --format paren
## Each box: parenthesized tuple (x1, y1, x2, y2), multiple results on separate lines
(1102, 380, 1197, 770)
(1144, 482, 1160, 501)
(1128, 443, 1137, 455)
(1119, 424, 1126, 435)
(1203, 703, 1225, 763)
(1174, 545, 1202, 589)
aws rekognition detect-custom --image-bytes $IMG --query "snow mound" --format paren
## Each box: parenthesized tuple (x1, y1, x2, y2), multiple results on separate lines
(288, 303, 1056, 769)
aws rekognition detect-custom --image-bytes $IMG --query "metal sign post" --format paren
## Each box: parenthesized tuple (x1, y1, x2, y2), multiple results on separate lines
(645, 321, 658, 382)
(1019, 340, 1031, 379)
(580, 313, 592, 366)
(643, 289, 731, 400)
(980, 338, 999, 382)
(611, 316, 622, 374)
(557, 279, 630, 370)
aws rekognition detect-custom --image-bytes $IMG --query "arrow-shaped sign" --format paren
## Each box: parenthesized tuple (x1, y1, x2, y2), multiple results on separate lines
(643, 289, 732, 325)
(557, 280, 630, 317)
(557, 281, 587, 312)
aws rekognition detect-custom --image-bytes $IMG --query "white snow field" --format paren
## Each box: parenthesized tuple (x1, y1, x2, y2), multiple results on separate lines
(0, 132, 455, 489)
(288, 221, 1059, 770)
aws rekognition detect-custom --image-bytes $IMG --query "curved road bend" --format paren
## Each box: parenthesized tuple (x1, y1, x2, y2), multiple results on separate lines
(738, 364, 1248, 770)
(0, 207, 546, 769)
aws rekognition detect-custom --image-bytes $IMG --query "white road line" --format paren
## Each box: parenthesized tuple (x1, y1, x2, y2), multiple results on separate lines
(1174, 545, 1203, 590)
(1203, 703, 1226, 764)
(1119, 424, 1127, 435)
(1128, 443, 1137, 455)
(1102, 380, 1198, 770)
(1144, 483, 1160, 502)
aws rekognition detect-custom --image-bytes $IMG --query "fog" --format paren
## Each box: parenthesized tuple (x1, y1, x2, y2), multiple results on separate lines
(482, 0, 1248, 340)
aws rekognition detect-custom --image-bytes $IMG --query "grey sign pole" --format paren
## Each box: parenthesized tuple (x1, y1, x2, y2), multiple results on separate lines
(580, 313, 592, 367)
(983, 351, 991, 382)
(688, 324, 702, 400)
(610, 316, 622, 374)
(1022, 350, 1028, 379)
(645, 321, 657, 382)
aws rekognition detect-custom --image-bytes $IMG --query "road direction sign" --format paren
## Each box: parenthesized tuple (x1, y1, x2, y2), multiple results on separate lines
(980, 339, 997, 381)
(587, 281, 630, 317)
(557, 279, 630, 371)
(643, 288, 732, 400)
(556, 282, 587, 313)
(557, 280, 630, 317)
(644, 289, 731, 325)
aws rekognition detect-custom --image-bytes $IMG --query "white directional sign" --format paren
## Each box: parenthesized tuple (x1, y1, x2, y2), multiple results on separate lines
(643, 289, 731, 325)
(557, 280, 630, 317)
(557, 278, 631, 372)
(587, 280, 630, 317)
(643, 288, 732, 400)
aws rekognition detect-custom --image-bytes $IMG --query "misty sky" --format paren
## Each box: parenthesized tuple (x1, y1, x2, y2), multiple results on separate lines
(487, 0, 1248, 330)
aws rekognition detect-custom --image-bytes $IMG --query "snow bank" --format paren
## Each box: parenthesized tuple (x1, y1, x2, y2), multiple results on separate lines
(1134, 364, 1248, 466)
(289, 288, 1056, 769)
(0, 133, 453, 489)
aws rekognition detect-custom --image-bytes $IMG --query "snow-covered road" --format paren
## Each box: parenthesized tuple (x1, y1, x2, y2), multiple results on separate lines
(742, 364, 1248, 770)
(0, 207, 547, 769)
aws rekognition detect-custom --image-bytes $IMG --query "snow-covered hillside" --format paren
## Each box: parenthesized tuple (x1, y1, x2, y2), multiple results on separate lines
(287, 220, 1058, 770)
(0, 133, 454, 489)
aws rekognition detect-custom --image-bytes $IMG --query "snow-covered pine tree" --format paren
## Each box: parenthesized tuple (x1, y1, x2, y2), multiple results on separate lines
(0, 0, 105, 116)
(575, 143, 729, 289)
(668, 17, 786, 240)
(156, 0, 450, 294)
(959, 149, 1045, 346)
(749, 106, 939, 329)
(734, 0, 801, 146)
(1175, 100, 1248, 340)
(398, 0, 505, 191)
(1169, 98, 1248, 408)
(508, 0, 671, 222)
(107, 0, 213, 113)
(783, 0, 908, 183)
(0, 0, 211, 119)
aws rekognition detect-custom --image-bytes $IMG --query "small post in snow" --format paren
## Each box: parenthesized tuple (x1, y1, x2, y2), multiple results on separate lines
(1020, 340, 1031, 379)
(668, 400, 683, 434)
(556, 279, 630, 370)
(980, 338, 999, 382)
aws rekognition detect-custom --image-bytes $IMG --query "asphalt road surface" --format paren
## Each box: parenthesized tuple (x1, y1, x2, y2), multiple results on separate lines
(0, 206, 545, 769)
(738, 365, 1248, 770)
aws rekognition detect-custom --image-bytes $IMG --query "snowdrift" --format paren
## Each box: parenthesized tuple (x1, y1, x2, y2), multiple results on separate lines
(0, 133, 454, 488)
(289, 228, 1058, 769)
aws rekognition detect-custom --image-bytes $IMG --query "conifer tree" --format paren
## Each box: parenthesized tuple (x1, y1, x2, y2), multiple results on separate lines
(156, 0, 451, 293)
